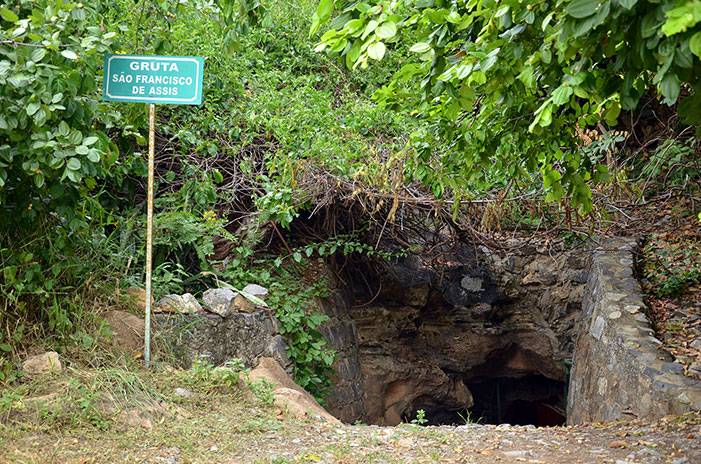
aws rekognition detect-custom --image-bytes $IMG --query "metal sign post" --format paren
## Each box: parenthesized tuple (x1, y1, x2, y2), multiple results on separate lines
(144, 103, 155, 368)
(103, 54, 204, 368)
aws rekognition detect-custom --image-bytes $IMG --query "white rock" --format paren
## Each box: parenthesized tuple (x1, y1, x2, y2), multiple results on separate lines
(242, 284, 268, 299)
(174, 387, 193, 398)
(156, 293, 202, 314)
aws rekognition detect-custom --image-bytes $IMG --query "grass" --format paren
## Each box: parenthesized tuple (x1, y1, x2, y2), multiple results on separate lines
(0, 361, 282, 463)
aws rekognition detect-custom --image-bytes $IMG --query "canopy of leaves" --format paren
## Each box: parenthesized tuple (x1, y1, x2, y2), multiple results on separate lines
(313, 0, 701, 212)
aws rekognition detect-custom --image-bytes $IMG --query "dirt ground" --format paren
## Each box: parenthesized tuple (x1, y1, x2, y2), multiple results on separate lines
(1, 368, 699, 464)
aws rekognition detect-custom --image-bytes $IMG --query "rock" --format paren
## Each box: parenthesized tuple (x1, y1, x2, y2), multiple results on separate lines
(156, 293, 202, 314)
(117, 408, 153, 430)
(502, 450, 532, 458)
(568, 239, 701, 425)
(521, 257, 559, 285)
(242, 284, 268, 299)
(690, 338, 701, 352)
(202, 288, 236, 317)
(608, 439, 627, 449)
(22, 351, 62, 375)
(232, 293, 256, 313)
(689, 363, 701, 375)
(174, 387, 193, 398)
(249, 357, 339, 424)
(103, 310, 144, 352)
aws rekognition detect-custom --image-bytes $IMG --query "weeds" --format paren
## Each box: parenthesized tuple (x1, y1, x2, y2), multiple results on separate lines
(247, 378, 276, 406)
(411, 409, 428, 426)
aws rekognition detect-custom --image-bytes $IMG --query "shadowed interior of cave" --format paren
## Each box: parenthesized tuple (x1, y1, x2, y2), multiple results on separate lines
(466, 376, 566, 426)
(398, 375, 567, 427)
(334, 246, 577, 428)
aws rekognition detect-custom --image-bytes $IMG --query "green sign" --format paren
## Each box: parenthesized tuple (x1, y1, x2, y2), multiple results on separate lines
(103, 54, 204, 105)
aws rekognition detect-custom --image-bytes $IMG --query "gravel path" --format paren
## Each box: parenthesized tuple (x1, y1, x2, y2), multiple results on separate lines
(231, 418, 701, 464)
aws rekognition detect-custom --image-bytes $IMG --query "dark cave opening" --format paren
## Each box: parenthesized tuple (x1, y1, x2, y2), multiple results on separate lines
(466, 375, 566, 426)
(399, 375, 566, 427)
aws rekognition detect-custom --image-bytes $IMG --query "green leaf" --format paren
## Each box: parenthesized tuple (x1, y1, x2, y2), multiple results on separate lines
(367, 41, 386, 60)
(30, 48, 46, 63)
(565, 0, 598, 19)
(3, 266, 17, 284)
(690, 32, 701, 57)
(58, 121, 70, 137)
(0, 7, 18, 22)
(409, 42, 431, 53)
(618, 0, 637, 9)
(26, 102, 40, 116)
(83, 136, 98, 146)
(376, 22, 397, 40)
(61, 50, 78, 60)
(310, 0, 334, 35)
(661, 1, 701, 36)
(67, 158, 81, 171)
(551, 86, 574, 105)
(362, 20, 378, 40)
(75, 145, 89, 155)
(87, 150, 100, 163)
(660, 73, 681, 104)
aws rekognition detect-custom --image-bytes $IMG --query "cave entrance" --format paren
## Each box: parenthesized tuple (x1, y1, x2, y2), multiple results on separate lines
(398, 375, 566, 427)
(465, 375, 566, 427)
(327, 242, 578, 428)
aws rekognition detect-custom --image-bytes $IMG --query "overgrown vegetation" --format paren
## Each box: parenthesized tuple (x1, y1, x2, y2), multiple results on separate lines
(0, 0, 408, 395)
(313, 0, 701, 213)
(1, 0, 699, 404)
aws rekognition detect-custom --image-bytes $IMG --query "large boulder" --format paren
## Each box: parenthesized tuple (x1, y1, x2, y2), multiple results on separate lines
(103, 310, 144, 353)
(249, 357, 339, 424)
(23, 351, 62, 375)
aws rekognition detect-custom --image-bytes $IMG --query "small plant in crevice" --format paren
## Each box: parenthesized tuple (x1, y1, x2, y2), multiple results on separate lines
(219, 262, 334, 399)
(261, 272, 336, 400)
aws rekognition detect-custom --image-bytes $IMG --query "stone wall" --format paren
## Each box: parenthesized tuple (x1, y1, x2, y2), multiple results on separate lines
(154, 310, 290, 369)
(567, 239, 701, 424)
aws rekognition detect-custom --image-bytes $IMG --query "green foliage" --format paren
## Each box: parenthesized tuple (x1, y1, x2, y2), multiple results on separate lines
(410, 408, 428, 425)
(312, 0, 701, 213)
(286, 235, 403, 265)
(638, 138, 700, 191)
(246, 378, 275, 405)
(0, 0, 123, 211)
(180, 357, 246, 391)
(222, 263, 335, 398)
